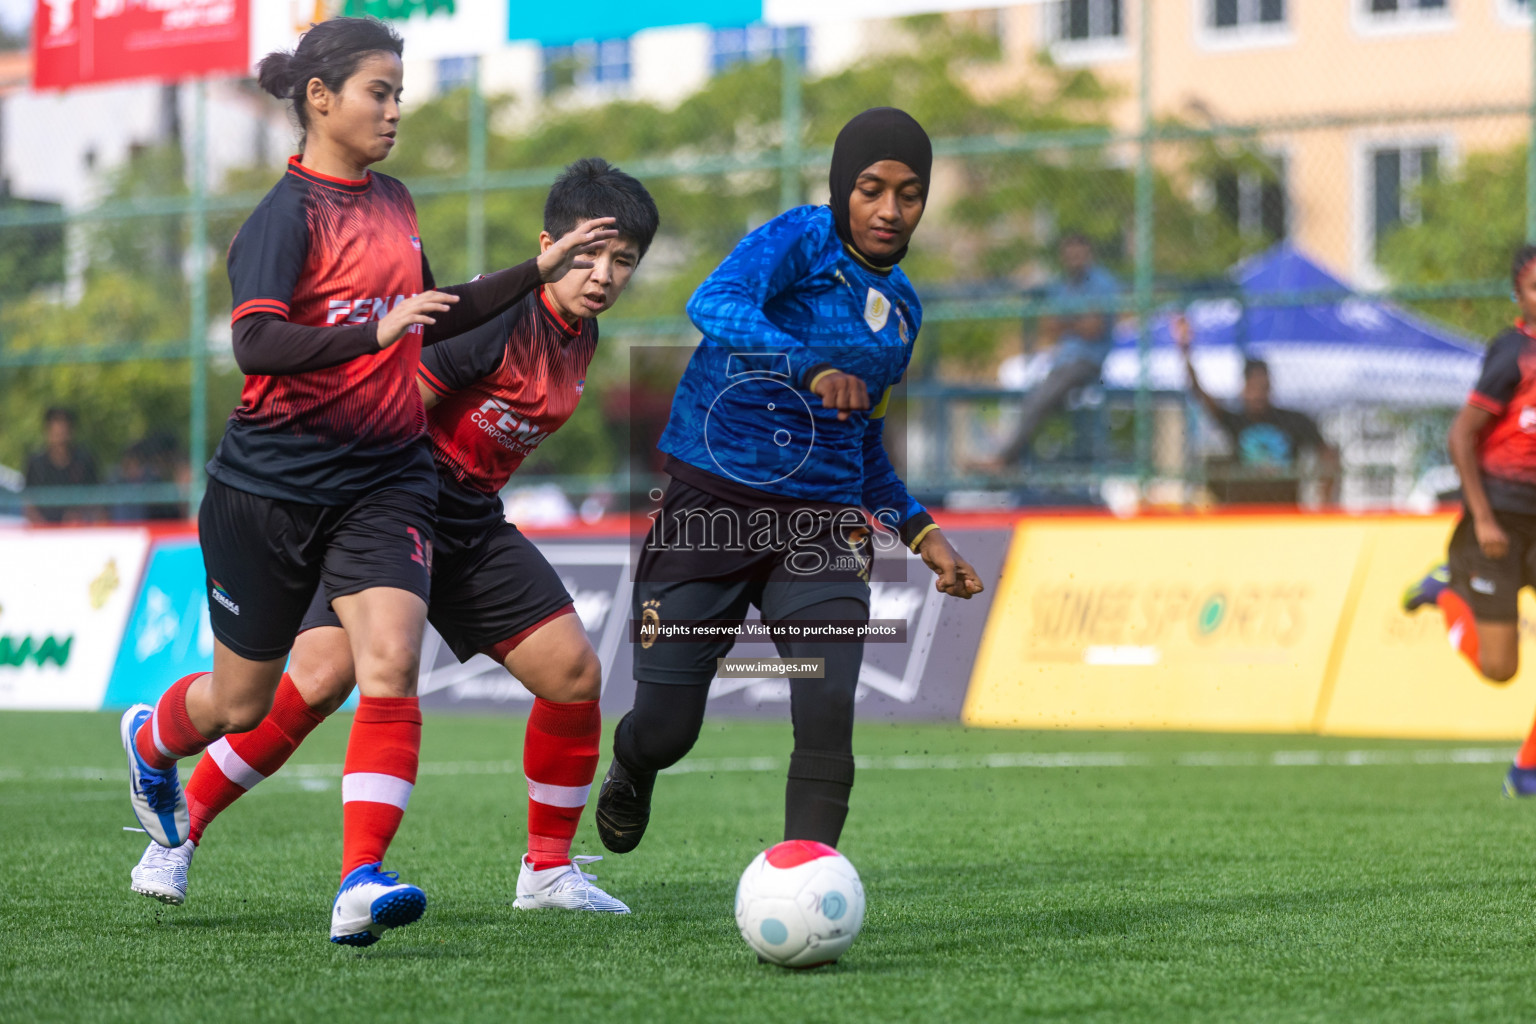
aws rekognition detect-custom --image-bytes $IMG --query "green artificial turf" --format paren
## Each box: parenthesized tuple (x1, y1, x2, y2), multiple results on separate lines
(3, 711, 1535, 1023)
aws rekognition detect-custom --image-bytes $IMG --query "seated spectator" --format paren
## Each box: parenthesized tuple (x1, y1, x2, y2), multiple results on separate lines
(976, 232, 1122, 471)
(1175, 316, 1338, 505)
(24, 407, 100, 524)
(110, 433, 186, 522)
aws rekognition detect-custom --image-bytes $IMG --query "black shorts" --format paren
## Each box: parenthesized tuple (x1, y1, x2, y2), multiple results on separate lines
(632, 475, 872, 686)
(1448, 509, 1536, 622)
(199, 478, 436, 662)
(300, 517, 574, 664)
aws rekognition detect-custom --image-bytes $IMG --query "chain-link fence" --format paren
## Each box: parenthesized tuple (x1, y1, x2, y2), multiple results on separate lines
(2, 2, 1531, 520)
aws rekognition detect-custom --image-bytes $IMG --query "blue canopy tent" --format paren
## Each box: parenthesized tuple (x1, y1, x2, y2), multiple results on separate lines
(1101, 244, 1485, 412)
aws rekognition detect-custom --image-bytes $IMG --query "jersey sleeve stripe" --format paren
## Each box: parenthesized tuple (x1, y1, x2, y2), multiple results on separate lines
(1469, 391, 1506, 415)
(232, 298, 291, 322)
(417, 364, 452, 396)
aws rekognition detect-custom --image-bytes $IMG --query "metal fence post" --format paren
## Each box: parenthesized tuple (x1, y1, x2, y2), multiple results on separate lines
(189, 77, 208, 511)
(468, 56, 487, 277)
(779, 40, 803, 213)
(1528, 10, 1536, 242)
(1133, 0, 1154, 488)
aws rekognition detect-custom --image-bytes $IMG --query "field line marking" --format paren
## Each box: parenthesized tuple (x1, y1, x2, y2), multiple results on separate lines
(0, 746, 1516, 784)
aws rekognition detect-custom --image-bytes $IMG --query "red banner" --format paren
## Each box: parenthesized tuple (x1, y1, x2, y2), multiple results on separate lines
(33, 0, 250, 89)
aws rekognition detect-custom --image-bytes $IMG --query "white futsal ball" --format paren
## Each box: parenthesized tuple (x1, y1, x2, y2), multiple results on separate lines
(734, 840, 866, 968)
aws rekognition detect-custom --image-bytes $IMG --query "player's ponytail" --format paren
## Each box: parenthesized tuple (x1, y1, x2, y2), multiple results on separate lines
(255, 50, 297, 100)
(255, 16, 404, 151)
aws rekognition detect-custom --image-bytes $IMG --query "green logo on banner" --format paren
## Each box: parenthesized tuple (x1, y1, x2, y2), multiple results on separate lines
(1197, 595, 1227, 636)
(342, 0, 456, 19)
(0, 635, 73, 668)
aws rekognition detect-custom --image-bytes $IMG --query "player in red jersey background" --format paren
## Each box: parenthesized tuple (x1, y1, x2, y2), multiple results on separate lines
(1404, 243, 1536, 797)
(131, 158, 657, 916)
(119, 17, 617, 947)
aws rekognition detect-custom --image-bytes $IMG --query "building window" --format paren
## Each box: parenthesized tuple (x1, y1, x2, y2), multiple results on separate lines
(1368, 0, 1448, 12)
(1210, 0, 1286, 29)
(542, 38, 631, 96)
(435, 56, 476, 95)
(1215, 155, 1288, 241)
(710, 25, 808, 74)
(1369, 143, 1439, 258)
(1354, 0, 1453, 36)
(1051, 0, 1123, 42)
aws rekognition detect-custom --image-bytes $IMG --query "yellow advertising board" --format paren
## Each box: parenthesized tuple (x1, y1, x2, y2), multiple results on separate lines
(963, 513, 1536, 739)
(1318, 516, 1536, 739)
(963, 518, 1368, 732)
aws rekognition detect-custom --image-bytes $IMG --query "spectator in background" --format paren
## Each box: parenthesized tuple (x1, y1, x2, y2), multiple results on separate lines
(1174, 315, 1338, 505)
(24, 407, 100, 524)
(110, 433, 186, 522)
(976, 232, 1122, 471)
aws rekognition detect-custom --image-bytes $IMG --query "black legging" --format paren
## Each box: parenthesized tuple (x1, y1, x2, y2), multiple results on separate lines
(613, 597, 867, 846)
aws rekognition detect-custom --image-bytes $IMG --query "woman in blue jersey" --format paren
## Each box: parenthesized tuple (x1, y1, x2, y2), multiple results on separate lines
(596, 107, 984, 855)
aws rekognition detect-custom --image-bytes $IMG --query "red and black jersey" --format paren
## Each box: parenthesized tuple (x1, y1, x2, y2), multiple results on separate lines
(418, 288, 597, 528)
(1468, 322, 1536, 514)
(209, 157, 436, 505)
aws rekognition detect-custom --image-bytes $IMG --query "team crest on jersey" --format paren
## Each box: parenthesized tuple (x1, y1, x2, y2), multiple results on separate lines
(576, 378, 585, 395)
(896, 308, 910, 345)
(408, 235, 422, 251)
(864, 288, 890, 333)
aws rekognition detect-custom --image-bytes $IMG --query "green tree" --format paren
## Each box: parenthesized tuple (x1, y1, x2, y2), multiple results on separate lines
(1377, 144, 1525, 341)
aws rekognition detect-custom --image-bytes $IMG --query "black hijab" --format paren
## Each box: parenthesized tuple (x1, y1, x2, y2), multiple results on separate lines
(828, 107, 933, 269)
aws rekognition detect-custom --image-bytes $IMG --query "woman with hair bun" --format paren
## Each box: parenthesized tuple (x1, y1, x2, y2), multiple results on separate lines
(118, 15, 617, 947)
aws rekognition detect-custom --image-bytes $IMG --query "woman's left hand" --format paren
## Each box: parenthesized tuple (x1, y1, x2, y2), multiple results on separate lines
(917, 530, 985, 598)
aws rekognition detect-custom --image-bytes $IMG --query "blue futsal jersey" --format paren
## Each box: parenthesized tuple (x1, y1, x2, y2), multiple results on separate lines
(658, 205, 928, 535)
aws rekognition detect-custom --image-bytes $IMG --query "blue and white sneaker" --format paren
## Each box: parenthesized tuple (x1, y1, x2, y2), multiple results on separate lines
(131, 839, 194, 905)
(1504, 764, 1536, 798)
(120, 704, 188, 848)
(1402, 563, 1451, 613)
(330, 863, 427, 947)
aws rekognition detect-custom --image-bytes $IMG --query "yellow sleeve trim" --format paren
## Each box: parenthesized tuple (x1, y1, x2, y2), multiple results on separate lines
(808, 368, 841, 392)
(908, 523, 940, 552)
(870, 386, 892, 420)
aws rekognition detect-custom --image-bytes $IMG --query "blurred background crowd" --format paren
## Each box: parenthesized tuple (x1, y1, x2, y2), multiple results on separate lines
(2, 1, 1529, 524)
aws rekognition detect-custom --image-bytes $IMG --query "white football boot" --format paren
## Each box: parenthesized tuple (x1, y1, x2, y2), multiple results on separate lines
(130, 839, 195, 905)
(330, 863, 427, 946)
(514, 855, 631, 913)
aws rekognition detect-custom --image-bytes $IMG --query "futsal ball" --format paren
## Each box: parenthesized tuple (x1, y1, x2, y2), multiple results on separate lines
(735, 840, 865, 968)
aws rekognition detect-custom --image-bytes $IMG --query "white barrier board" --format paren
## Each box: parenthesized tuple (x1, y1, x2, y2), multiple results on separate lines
(0, 529, 149, 710)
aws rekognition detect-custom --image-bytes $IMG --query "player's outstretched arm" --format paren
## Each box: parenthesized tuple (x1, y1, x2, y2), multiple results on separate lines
(859, 393, 957, 568)
(378, 290, 459, 349)
(415, 218, 614, 347)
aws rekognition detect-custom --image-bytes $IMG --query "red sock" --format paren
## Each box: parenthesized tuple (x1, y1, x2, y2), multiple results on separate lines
(185, 674, 329, 845)
(1517, 712, 1536, 771)
(341, 696, 421, 880)
(134, 673, 213, 771)
(1436, 589, 1482, 671)
(524, 698, 601, 870)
